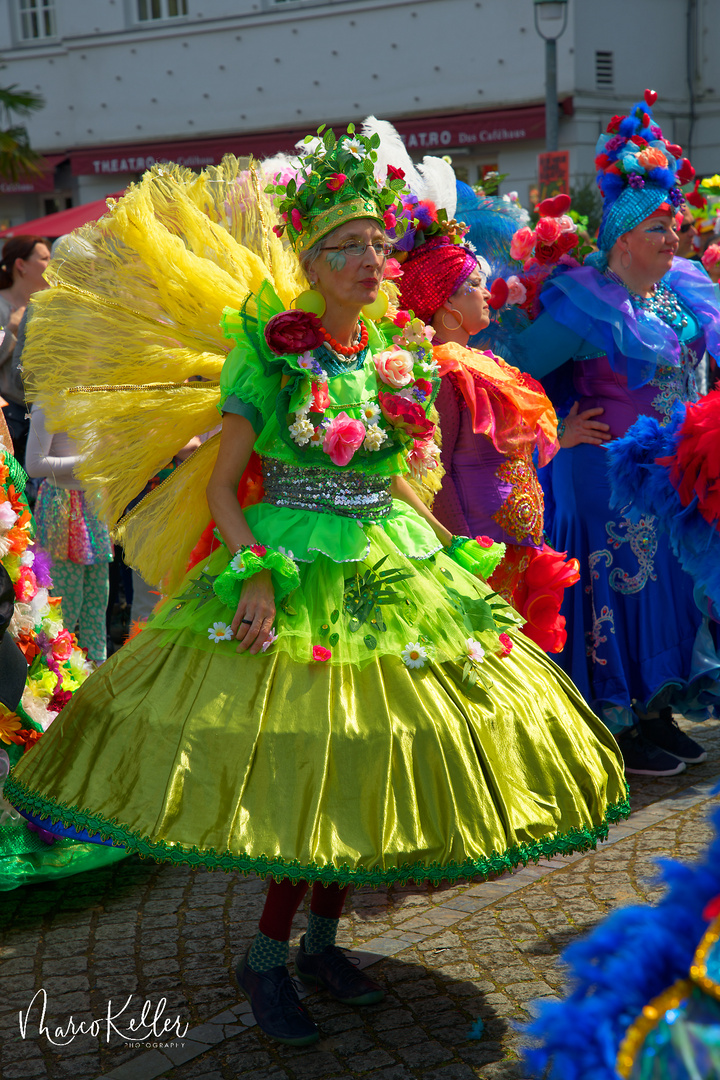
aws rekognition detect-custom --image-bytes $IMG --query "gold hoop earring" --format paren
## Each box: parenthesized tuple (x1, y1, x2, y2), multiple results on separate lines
(292, 286, 326, 317)
(441, 306, 464, 331)
(620, 250, 632, 271)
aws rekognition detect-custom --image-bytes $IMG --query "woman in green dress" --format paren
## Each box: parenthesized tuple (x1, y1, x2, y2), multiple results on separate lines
(6, 128, 628, 1046)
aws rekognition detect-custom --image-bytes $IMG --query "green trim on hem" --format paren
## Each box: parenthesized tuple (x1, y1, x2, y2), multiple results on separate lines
(4, 773, 630, 888)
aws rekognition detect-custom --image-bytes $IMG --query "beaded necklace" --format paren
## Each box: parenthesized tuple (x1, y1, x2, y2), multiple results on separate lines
(605, 269, 688, 330)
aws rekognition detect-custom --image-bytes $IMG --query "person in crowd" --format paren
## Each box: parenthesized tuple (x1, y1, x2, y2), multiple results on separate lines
(396, 218, 607, 653)
(0, 236, 50, 465)
(676, 203, 701, 260)
(508, 93, 720, 777)
(5, 133, 627, 1046)
(25, 403, 113, 665)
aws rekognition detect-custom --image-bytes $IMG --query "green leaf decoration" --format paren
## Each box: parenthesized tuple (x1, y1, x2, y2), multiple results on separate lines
(318, 623, 330, 637)
(279, 597, 296, 617)
(364, 635, 377, 650)
(329, 632, 339, 647)
(323, 129, 336, 151)
(303, 134, 314, 144)
(317, 123, 326, 135)
(348, 617, 360, 633)
(369, 133, 381, 149)
(440, 567, 454, 580)
(347, 122, 355, 133)
(167, 571, 220, 619)
(330, 609, 340, 624)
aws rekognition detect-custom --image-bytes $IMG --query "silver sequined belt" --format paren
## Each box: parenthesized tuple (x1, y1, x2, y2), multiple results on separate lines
(262, 457, 393, 520)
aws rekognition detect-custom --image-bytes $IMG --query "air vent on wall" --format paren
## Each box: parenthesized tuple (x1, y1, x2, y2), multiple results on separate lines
(595, 51, 614, 89)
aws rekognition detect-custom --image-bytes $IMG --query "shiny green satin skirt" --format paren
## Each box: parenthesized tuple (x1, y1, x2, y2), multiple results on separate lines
(6, 625, 628, 886)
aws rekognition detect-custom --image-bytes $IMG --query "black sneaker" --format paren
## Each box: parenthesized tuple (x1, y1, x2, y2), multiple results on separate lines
(234, 951, 319, 1046)
(639, 708, 707, 764)
(295, 935, 385, 1005)
(616, 726, 686, 776)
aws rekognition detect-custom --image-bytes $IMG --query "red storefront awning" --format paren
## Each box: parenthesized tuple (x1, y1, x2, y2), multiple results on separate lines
(0, 191, 125, 238)
(0, 153, 68, 195)
(69, 103, 565, 177)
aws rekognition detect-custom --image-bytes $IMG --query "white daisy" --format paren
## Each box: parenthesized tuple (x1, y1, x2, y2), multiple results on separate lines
(418, 358, 440, 377)
(208, 622, 233, 643)
(289, 417, 315, 445)
(309, 425, 326, 446)
(467, 638, 485, 663)
(364, 424, 388, 452)
(344, 137, 367, 160)
(230, 553, 246, 574)
(360, 402, 381, 425)
(402, 642, 428, 669)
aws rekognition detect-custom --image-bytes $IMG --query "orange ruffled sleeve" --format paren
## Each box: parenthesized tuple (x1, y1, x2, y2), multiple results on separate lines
(433, 342, 559, 467)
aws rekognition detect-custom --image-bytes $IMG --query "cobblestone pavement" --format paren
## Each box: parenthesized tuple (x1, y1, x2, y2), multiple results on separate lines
(0, 717, 718, 1080)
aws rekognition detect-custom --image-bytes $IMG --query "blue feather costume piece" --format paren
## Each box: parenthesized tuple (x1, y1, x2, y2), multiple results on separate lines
(606, 407, 720, 620)
(524, 800, 720, 1079)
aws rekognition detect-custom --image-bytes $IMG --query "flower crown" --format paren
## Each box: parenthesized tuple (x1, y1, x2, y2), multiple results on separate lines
(265, 124, 409, 255)
(594, 89, 693, 209)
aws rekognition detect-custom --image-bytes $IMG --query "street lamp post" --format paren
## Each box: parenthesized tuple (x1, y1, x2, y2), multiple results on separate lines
(533, 0, 569, 153)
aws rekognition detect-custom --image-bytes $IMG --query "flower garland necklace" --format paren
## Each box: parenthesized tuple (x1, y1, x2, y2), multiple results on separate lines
(264, 307, 441, 473)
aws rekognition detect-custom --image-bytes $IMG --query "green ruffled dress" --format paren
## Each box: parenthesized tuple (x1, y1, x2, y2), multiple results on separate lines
(6, 293, 629, 886)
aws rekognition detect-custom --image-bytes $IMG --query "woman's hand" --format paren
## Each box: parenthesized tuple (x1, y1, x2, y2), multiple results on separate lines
(231, 569, 276, 654)
(6, 305, 26, 336)
(559, 401, 610, 448)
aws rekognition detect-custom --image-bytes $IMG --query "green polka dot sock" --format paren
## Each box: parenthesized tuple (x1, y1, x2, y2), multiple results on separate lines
(304, 911, 339, 955)
(246, 931, 289, 973)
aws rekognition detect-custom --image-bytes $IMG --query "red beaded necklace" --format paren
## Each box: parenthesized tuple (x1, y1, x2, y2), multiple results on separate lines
(317, 319, 369, 357)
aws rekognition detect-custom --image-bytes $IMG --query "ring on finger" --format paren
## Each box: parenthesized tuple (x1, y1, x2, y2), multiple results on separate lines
(241, 618, 253, 625)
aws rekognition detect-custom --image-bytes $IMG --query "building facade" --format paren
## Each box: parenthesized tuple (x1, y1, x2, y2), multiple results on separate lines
(0, 0, 717, 228)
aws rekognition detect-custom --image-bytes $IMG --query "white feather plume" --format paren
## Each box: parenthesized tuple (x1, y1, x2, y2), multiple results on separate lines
(417, 156, 457, 219)
(360, 116, 425, 194)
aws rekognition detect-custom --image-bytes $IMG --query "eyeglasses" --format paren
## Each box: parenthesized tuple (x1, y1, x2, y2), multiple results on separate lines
(320, 241, 394, 258)
(679, 222, 696, 234)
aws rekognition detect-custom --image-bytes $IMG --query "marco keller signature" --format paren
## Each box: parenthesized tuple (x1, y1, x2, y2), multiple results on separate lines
(18, 988, 190, 1046)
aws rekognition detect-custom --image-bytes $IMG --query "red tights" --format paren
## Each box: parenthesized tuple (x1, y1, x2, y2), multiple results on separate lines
(258, 878, 349, 942)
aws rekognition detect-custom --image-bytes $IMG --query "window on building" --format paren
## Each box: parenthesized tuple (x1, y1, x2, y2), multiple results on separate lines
(16, 0, 56, 41)
(137, 0, 188, 21)
(595, 51, 613, 89)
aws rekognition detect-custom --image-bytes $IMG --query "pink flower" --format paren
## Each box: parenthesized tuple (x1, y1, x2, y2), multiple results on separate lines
(378, 392, 434, 437)
(506, 275, 528, 306)
(272, 224, 284, 238)
(250, 544, 267, 557)
(702, 243, 720, 270)
(14, 566, 37, 603)
(50, 628, 75, 663)
(556, 214, 576, 234)
(509, 226, 536, 261)
(407, 435, 438, 478)
(498, 633, 513, 658)
(383, 209, 397, 229)
(313, 645, 332, 662)
(322, 412, 366, 467)
(394, 310, 412, 328)
(291, 208, 303, 232)
(383, 258, 403, 281)
(374, 348, 414, 388)
(48, 689, 73, 713)
(475, 536, 494, 548)
(535, 217, 562, 245)
(265, 309, 323, 355)
(327, 173, 347, 191)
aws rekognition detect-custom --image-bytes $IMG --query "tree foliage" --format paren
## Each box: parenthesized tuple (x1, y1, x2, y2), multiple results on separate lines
(0, 84, 45, 181)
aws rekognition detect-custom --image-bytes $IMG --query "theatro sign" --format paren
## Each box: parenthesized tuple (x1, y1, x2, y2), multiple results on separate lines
(69, 103, 558, 176)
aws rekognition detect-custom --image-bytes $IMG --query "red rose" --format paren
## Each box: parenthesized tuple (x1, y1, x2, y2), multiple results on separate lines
(250, 543, 267, 556)
(378, 391, 434, 437)
(630, 136, 648, 148)
(606, 115, 623, 134)
(475, 536, 494, 548)
(387, 165, 405, 181)
(414, 378, 433, 399)
(265, 310, 323, 355)
(594, 153, 611, 170)
(535, 217, 562, 245)
(327, 172, 347, 191)
(48, 689, 73, 714)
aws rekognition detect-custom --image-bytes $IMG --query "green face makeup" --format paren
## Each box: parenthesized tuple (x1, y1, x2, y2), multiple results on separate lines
(325, 249, 347, 272)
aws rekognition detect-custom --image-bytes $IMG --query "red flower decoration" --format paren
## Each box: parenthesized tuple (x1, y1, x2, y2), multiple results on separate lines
(606, 115, 623, 134)
(311, 380, 330, 412)
(387, 165, 405, 181)
(488, 279, 509, 310)
(265, 310, 323, 355)
(378, 392, 434, 437)
(383, 258, 403, 281)
(48, 689, 73, 714)
(312, 645, 331, 662)
(414, 378, 433, 399)
(383, 209, 397, 229)
(703, 895, 720, 921)
(291, 208, 303, 232)
(475, 536, 494, 548)
(535, 193, 571, 218)
(327, 173, 347, 192)
(272, 224, 285, 238)
(250, 544, 267, 557)
(394, 310, 412, 328)
(676, 158, 696, 188)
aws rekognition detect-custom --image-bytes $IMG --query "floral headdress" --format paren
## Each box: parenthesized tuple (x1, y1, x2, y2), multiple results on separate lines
(593, 89, 694, 255)
(265, 124, 409, 256)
